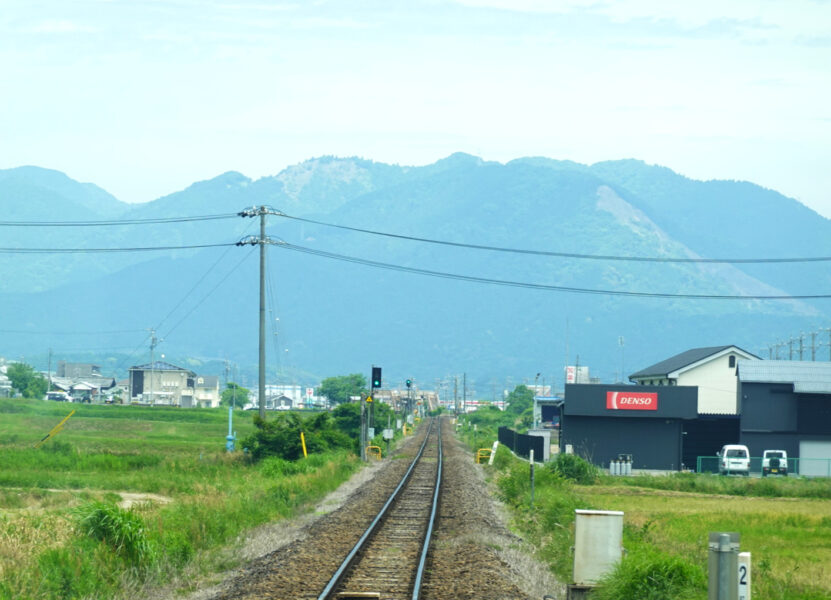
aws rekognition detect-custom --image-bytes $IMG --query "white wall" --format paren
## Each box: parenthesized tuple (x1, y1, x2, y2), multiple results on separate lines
(677, 353, 739, 414)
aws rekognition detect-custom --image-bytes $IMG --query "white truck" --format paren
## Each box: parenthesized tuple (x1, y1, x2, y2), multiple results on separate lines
(718, 444, 750, 476)
(762, 449, 788, 477)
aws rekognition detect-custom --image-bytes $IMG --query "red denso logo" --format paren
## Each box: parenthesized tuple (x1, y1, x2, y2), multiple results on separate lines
(606, 391, 658, 410)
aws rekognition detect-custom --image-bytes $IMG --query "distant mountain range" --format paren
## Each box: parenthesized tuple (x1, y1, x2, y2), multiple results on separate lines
(1, 155, 829, 393)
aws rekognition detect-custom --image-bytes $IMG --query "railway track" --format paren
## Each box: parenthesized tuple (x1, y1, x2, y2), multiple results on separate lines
(318, 418, 443, 600)
(208, 417, 531, 600)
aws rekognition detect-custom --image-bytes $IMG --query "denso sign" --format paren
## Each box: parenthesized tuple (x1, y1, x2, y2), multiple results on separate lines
(606, 391, 658, 411)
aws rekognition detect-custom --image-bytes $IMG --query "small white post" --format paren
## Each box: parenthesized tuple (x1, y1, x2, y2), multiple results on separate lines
(530, 449, 535, 507)
(738, 552, 751, 600)
(488, 441, 498, 465)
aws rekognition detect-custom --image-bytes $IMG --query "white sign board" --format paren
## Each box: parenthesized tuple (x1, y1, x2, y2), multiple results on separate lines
(383, 428, 394, 440)
(738, 552, 751, 600)
(396, 419, 402, 429)
(368, 427, 375, 438)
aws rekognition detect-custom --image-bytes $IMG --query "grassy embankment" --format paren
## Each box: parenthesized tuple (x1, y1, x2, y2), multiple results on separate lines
(0, 399, 362, 599)
(457, 411, 831, 600)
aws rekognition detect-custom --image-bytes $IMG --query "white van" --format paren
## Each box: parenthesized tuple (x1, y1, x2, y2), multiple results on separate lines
(718, 444, 750, 476)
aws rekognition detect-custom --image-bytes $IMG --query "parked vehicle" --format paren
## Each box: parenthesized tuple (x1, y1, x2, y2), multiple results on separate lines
(46, 391, 72, 402)
(762, 449, 788, 477)
(718, 444, 750, 476)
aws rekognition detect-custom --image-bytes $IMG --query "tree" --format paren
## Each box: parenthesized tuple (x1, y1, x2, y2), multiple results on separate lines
(7, 362, 48, 399)
(318, 374, 367, 406)
(505, 384, 534, 416)
(221, 382, 250, 408)
(242, 411, 353, 461)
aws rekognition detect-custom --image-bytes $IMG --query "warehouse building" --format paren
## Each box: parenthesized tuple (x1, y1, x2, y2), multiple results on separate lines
(560, 384, 698, 471)
(738, 360, 831, 477)
(560, 346, 831, 475)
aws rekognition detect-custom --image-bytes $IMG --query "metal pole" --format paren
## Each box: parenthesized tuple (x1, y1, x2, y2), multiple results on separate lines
(463, 372, 467, 414)
(149, 329, 157, 405)
(360, 392, 367, 461)
(811, 332, 817, 361)
(530, 449, 535, 507)
(717, 533, 731, 600)
(259, 207, 266, 420)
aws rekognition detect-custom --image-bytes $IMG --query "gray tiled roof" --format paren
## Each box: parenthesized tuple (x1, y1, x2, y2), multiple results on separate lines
(130, 361, 195, 375)
(630, 346, 749, 379)
(195, 375, 219, 388)
(737, 360, 831, 394)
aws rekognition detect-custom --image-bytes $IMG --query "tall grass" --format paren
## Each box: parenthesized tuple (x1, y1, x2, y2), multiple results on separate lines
(75, 502, 155, 563)
(0, 399, 362, 599)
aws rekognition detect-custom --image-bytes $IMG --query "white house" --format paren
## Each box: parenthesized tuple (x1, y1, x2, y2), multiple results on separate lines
(629, 345, 759, 414)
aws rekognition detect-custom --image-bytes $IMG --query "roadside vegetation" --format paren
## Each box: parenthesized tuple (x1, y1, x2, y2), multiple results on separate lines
(0, 395, 400, 599)
(458, 409, 831, 600)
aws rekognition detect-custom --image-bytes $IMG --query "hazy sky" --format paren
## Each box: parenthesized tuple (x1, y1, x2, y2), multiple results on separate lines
(2, 0, 830, 217)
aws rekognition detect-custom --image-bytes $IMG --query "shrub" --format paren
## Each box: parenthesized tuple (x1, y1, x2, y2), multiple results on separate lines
(75, 502, 155, 564)
(548, 453, 600, 484)
(592, 545, 706, 600)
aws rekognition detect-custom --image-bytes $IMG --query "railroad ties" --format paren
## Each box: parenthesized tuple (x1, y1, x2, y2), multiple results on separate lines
(319, 419, 443, 600)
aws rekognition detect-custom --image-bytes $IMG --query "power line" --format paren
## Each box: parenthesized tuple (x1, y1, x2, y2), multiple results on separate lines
(152, 220, 256, 334)
(278, 242, 831, 300)
(0, 328, 145, 335)
(281, 214, 831, 264)
(0, 213, 239, 227)
(160, 246, 256, 341)
(0, 242, 237, 254)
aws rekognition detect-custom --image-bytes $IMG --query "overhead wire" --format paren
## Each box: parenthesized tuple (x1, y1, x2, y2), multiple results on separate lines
(277, 242, 831, 300)
(0, 213, 239, 227)
(0, 328, 145, 335)
(152, 220, 256, 334)
(0, 242, 237, 253)
(266, 251, 283, 381)
(280, 214, 831, 264)
(160, 246, 256, 341)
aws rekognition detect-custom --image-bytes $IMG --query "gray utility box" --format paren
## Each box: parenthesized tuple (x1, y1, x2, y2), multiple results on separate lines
(708, 532, 740, 600)
(573, 510, 624, 585)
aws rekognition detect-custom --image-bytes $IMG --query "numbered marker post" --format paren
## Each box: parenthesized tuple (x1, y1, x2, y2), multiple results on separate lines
(738, 552, 751, 600)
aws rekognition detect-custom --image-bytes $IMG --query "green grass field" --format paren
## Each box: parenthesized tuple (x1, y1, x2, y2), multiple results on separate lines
(581, 483, 831, 599)
(0, 398, 361, 599)
(456, 417, 831, 600)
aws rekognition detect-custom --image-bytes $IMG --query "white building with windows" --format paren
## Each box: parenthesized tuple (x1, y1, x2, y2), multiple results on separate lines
(629, 345, 759, 414)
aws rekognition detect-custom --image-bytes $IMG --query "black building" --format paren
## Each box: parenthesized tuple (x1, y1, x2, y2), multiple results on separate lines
(738, 360, 831, 476)
(562, 384, 698, 471)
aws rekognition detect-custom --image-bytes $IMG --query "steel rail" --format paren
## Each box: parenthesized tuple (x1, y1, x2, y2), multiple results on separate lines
(411, 419, 442, 599)
(317, 419, 438, 600)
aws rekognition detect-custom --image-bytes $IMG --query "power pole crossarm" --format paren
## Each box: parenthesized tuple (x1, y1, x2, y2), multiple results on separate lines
(237, 206, 285, 218)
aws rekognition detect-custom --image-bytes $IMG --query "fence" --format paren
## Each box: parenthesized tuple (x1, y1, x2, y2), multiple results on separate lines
(697, 455, 831, 477)
(498, 426, 544, 461)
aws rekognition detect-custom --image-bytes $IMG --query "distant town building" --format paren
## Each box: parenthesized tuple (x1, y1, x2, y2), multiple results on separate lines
(0, 364, 11, 398)
(565, 366, 590, 384)
(128, 361, 196, 406)
(194, 375, 221, 408)
(57, 361, 101, 378)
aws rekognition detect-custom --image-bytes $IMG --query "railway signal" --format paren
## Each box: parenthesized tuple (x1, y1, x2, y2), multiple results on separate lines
(372, 367, 382, 389)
